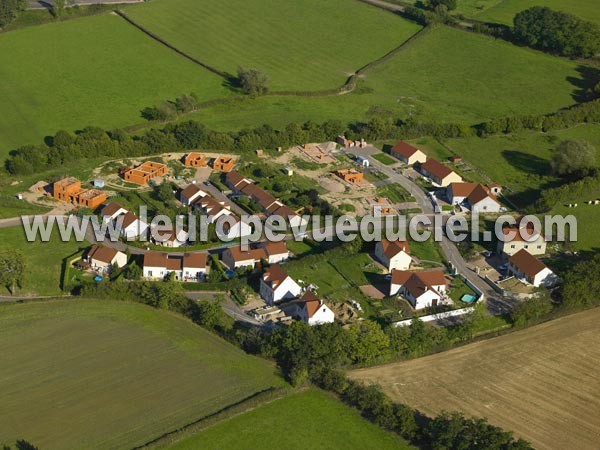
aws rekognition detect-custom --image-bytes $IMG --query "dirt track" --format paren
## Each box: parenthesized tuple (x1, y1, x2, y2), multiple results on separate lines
(350, 309, 600, 450)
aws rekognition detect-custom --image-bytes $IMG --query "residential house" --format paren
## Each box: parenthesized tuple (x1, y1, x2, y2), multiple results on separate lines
(123, 161, 168, 185)
(390, 141, 427, 165)
(390, 270, 448, 310)
(86, 245, 127, 273)
(180, 183, 207, 206)
(142, 252, 208, 281)
(446, 182, 501, 213)
(215, 214, 254, 239)
(212, 157, 234, 172)
(374, 239, 412, 271)
(507, 249, 558, 288)
(183, 152, 207, 167)
(285, 291, 335, 326)
(419, 159, 462, 187)
(260, 241, 290, 264)
(497, 224, 546, 257)
(100, 202, 128, 223)
(151, 227, 189, 248)
(259, 264, 302, 305)
(100, 203, 148, 239)
(222, 245, 267, 269)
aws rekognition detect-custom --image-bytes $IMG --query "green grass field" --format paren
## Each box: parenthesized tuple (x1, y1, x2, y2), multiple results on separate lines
(464, 0, 600, 26)
(125, 0, 422, 92)
(182, 25, 588, 130)
(0, 13, 230, 157)
(166, 389, 412, 450)
(0, 300, 282, 450)
(0, 225, 86, 296)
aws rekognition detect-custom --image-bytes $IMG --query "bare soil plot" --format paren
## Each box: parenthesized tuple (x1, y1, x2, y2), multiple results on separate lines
(350, 309, 600, 450)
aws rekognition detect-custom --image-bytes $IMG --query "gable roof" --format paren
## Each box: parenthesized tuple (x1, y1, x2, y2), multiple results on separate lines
(391, 141, 420, 158)
(262, 264, 291, 289)
(225, 245, 267, 263)
(379, 239, 410, 259)
(183, 252, 207, 269)
(448, 182, 478, 198)
(468, 184, 499, 205)
(143, 252, 168, 268)
(101, 202, 125, 217)
(262, 241, 289, 256)
(225, 170, 247, 188)
(391, 270, 447, 299)
(421, 158, 454, 180)
(88, 245, 120, 264)
(180, 183, 204, 200)
(509, 249, 548, 278)
(502, 223, 544, 242)
(121, 211, 140, 228)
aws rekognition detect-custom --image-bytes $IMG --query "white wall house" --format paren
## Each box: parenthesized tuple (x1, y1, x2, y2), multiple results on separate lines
(497, 225, 546, 257)
(390, 270, 448, 310)
(86, 245, 127, 273)
(390, 141, 427, 165)
(180, 183, 207, 206)
(259, 265, 302, 305)
(222, 246, 266, 269)
(374, 240, 412, 271)
(508, 249, 558, 288)
(261, 241, 290, 264)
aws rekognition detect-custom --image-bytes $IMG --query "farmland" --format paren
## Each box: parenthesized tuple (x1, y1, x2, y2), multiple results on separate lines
(166, 389, 413, 450)
(0, 13, 230, 158)
(125, 0, 422, 92)
(185, 25, 589, 129)
(350, 308, 600, 450)
(0, 225, 85, 296)
(0, 300, 282, 450)
(463, 0, 600, 26)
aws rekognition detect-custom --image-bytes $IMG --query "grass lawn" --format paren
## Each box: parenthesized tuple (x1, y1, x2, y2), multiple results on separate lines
(466, 0, 600, 26)
(0, 299, 282, 450)
(445, 124, 600, 207)
(165, 389, 413, 450)
(125, 0, 422, 92)
(372, 152, 396, 165)
(0, 225, 87, 296)
(0, 13, 230, 157)
(364, 26, 589, 124)
(376, 183, 413, 203)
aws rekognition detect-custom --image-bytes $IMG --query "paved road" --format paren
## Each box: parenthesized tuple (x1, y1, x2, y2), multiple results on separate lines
(185, 290, 264, 327)
(345, 147, 516, 315)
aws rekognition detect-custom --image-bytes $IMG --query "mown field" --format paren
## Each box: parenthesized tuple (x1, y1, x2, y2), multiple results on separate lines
(0, 225, 86, 296)
(350, 308, 600, 450)
(0, 12, 230, 158)
(185, 25, 588, 129)
(0, 300, 282, 450)
(465, 0, 600, 26)
(125, 0, 422, 92)
(166, 389, 413, 450)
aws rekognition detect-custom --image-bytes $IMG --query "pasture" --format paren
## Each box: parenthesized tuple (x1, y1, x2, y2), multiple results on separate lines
(350, 308, 600, 450)
(0, 13, 230, 158)
(0, 300, 282, 450)
(125, 0, 422, 91)
(166, 389, 413, 450)
(0, 225, 85, 296)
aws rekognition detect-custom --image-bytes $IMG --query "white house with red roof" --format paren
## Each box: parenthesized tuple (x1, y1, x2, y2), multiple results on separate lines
(180, 183, 207, 206)
(101, 202, 148, 239)
(284, 291, 335, 326)
(259, 264, 302, 305)
(86, 245, 127, 273)
(142, 252, 208, 281)
(497, 223, 547, 257)
(222, 245, 266, 269)
(507, 249, 558, 288)
(390, 141, 427, 165)
(446, 182, 502, 213)
(419, 158, 462, 187)
(260, 241, 290, 264)
(390, 269, 448, 310)
(374, 239, 412, 271)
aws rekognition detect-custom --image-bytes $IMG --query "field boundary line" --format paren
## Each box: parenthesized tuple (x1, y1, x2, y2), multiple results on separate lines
(131, 386, 290, 450)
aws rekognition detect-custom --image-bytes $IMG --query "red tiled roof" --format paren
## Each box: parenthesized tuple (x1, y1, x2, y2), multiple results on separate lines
(262, 241, 289, 256)
(468, 184, 498, 205)
(379, 239, 410, 259)
(391, 141, 420, 158)
(509, 249, 547, 278)
(226, 246, 267, 263)
(180, 183, 203, 200)
(143, 252, 168, 268)
(421, 158, 454, 180)
(262, 264, 290, 289)
(166, 257, 183, 271)
(225, 170, 246, 188)
(183, 252, 207, 269)
(88, 245, 119, 264)
(448, 182, 478, 198)
(101, 202, 125, 217)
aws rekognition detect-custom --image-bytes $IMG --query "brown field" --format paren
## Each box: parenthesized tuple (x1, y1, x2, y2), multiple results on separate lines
(350, 309, 600, 450)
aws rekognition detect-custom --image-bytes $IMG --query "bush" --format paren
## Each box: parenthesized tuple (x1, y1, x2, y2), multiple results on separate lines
(237, 67, 270, 95)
